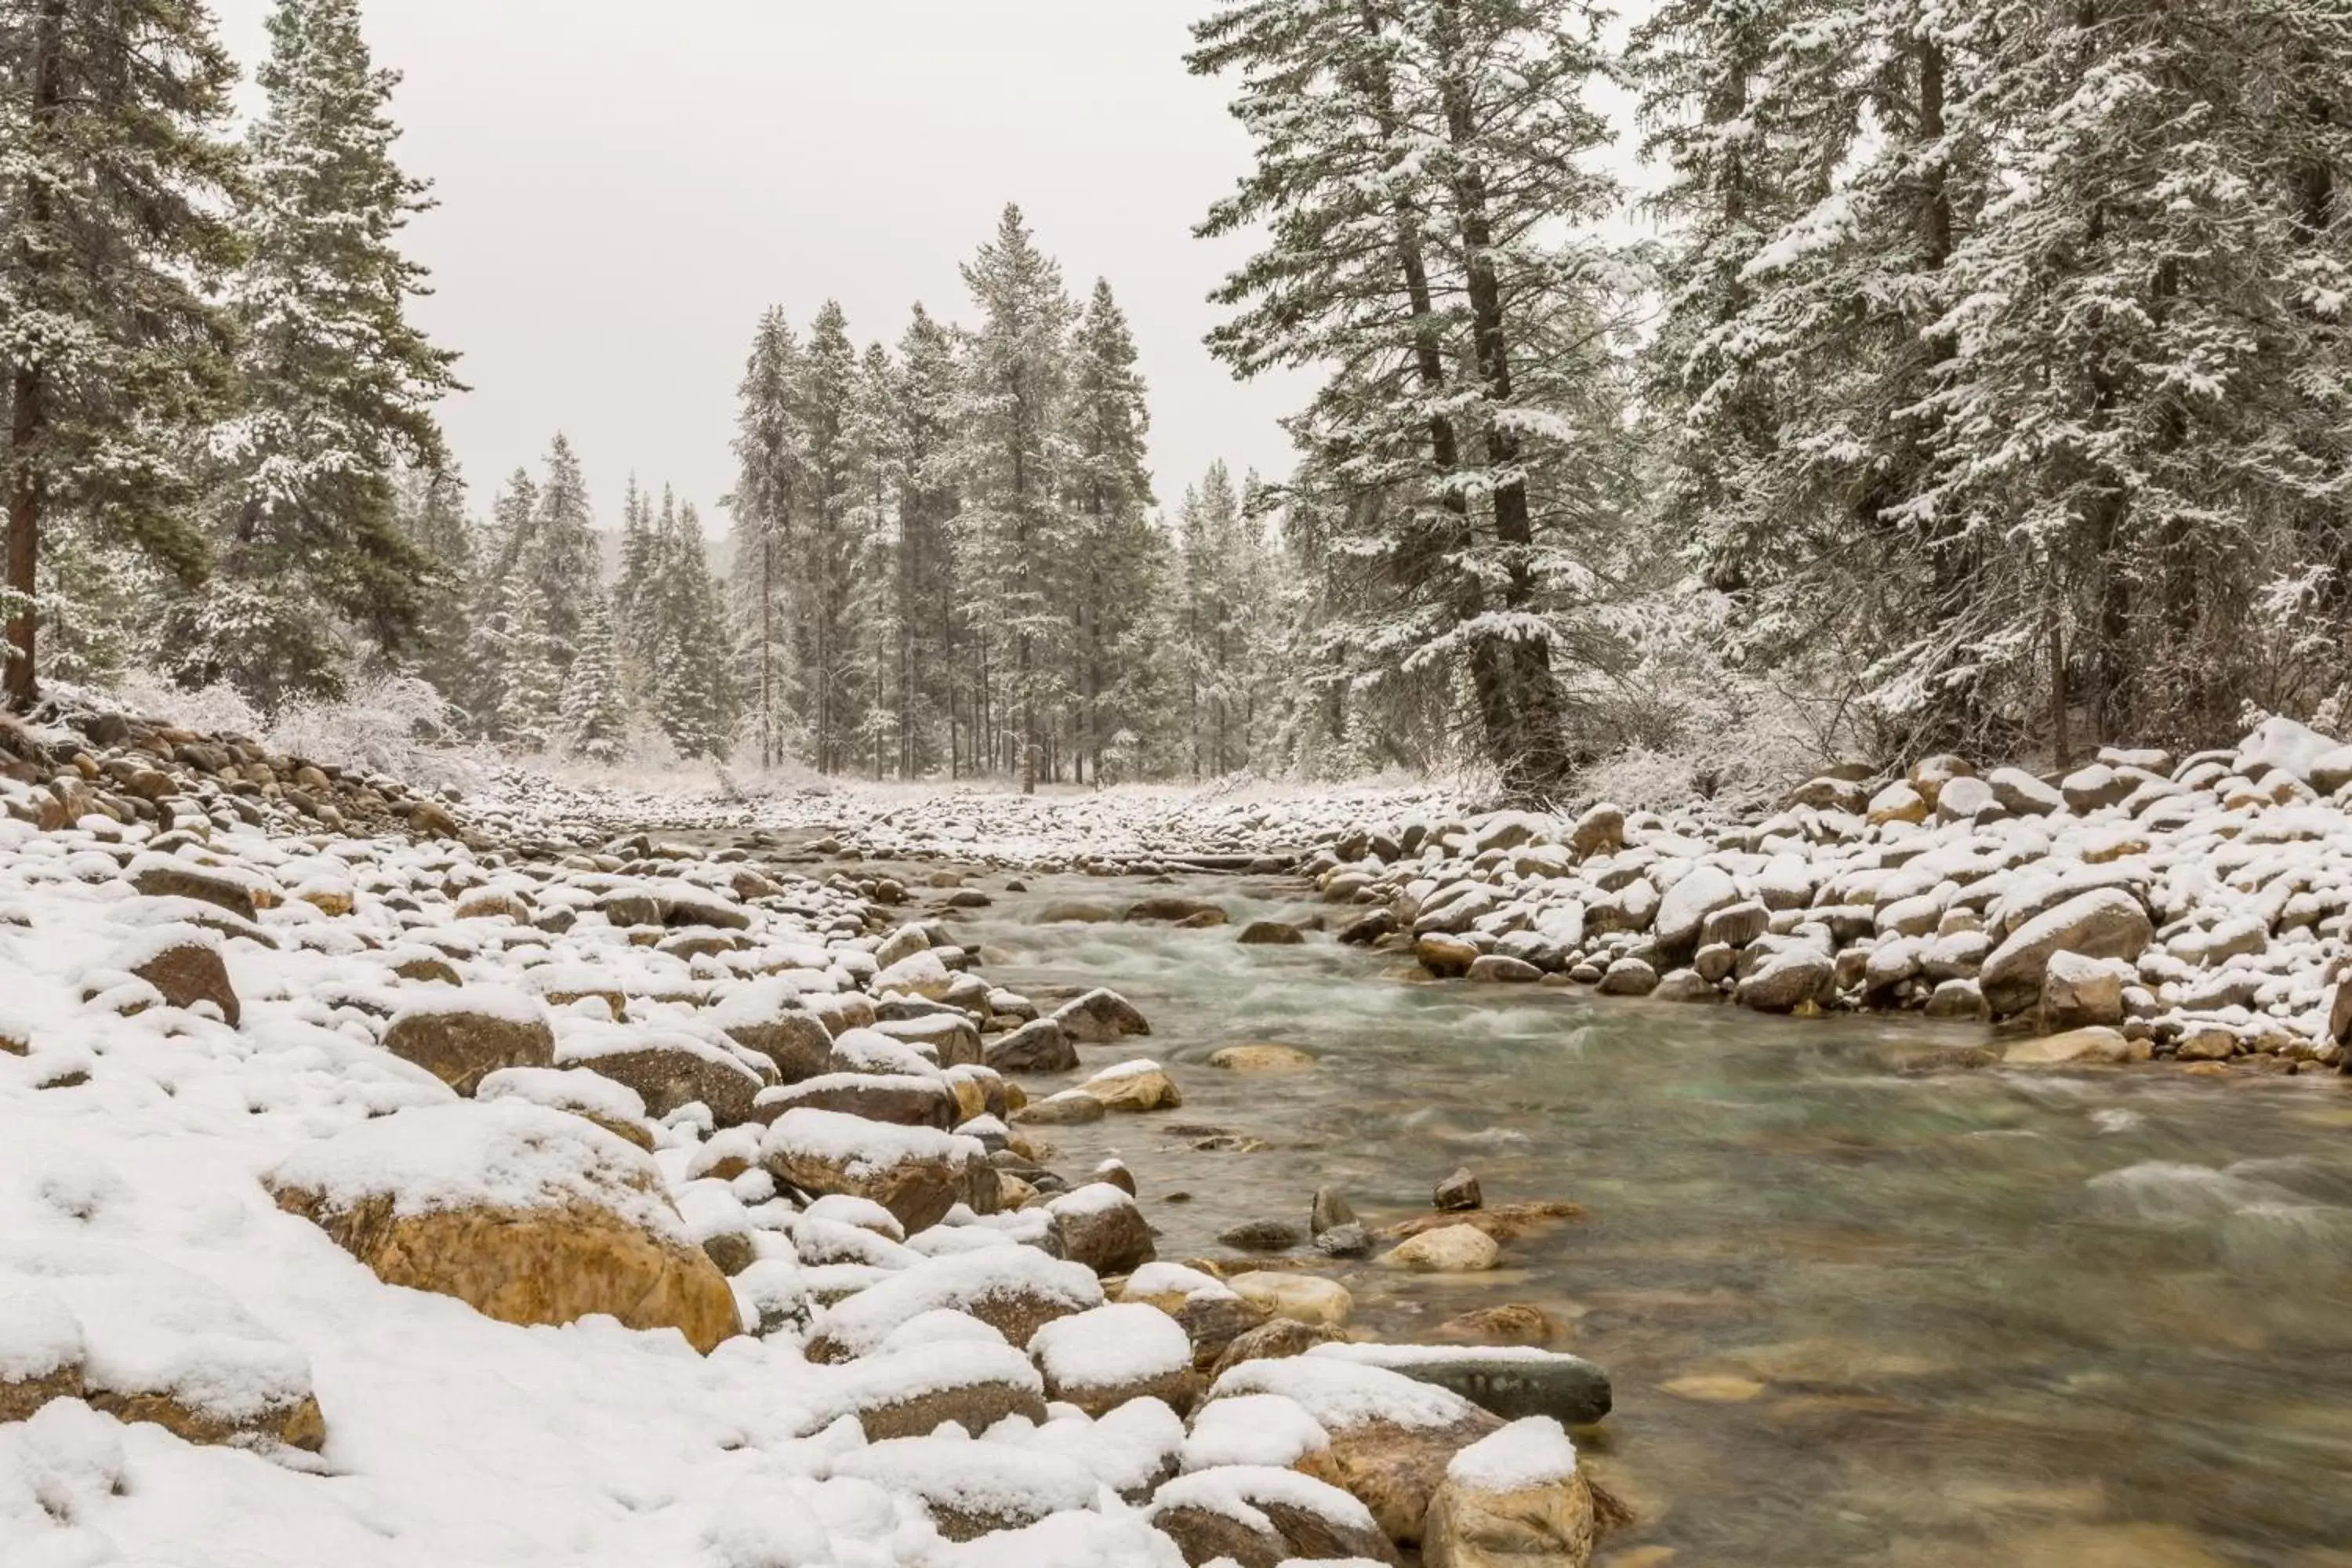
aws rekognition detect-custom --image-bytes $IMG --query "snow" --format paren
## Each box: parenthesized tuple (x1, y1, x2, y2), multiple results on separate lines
(1145, 1464, 1378, 1536)
(0, 1283, 83, 1381)
(1025, 1305, 1191, 1391)
(1207, 1354, 1479, 1432)
(1180, 1394, 1331, 1473)
(829, 1432, 1102, 1526)
(762, 1109, 982, 1177)
(805, 1193, 908, 1243)
(1444, 1415, 1579, 1490)
(1120, 1262, 1234, 1305)
(811, 1248, 1105, 1359)
(474, 1065, 648, 1125)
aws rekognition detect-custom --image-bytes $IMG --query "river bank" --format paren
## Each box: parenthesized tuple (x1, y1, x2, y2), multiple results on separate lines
(5, 699, 2352, 1566)
(0, 706, 1610, 1567)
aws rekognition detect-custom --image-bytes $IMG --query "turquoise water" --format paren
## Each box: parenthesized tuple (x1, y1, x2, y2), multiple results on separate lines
(938, 871, 2352, 1568)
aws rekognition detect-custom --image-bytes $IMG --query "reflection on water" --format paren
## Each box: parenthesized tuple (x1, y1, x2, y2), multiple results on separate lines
(938, 871, 2352, 1567)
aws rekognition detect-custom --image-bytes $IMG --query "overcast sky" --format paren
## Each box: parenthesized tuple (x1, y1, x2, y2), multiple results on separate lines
(208, 0, 1319, 531)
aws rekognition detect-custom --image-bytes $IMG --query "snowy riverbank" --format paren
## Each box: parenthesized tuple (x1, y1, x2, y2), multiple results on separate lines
(0, 707, 1605, 1567)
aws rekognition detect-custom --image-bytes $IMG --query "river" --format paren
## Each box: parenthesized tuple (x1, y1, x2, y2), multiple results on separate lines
(927, 866, 2352, 1568)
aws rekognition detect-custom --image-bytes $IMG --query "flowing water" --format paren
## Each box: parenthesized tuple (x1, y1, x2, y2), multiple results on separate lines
(932, 869, 2352, 1568)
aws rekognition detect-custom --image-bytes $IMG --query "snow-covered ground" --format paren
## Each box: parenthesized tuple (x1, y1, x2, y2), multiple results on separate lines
(0, 708, 1597, 1566)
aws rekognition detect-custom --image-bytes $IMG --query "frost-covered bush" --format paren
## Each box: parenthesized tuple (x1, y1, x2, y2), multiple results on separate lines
(267, 674, 474, 787)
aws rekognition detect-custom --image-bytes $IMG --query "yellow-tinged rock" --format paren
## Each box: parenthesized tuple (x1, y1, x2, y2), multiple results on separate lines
(1381, 1223, 1501, 1273)
(1207, 1043, 1317, 1073)
(1227, 1270, 1353, 1327)
(267, 1101, 739, 1354)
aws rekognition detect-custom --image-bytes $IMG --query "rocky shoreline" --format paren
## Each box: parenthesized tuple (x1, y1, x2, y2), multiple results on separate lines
(0, 705, 1616, 1567)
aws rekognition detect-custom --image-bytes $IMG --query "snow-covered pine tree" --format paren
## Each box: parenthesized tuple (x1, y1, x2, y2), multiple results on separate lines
(1190, 0, 1633, 799)
(394, 461, 474, 712)
(793, 303, 873, 774)
(949, 204, 1080, 793)
(849, 339, 901, 778)
(888, 305, 963, 778)
(646, 494, 735, 760)
(1902, 0, 2352, 750)
(559, 586, 627, 763)
(494, 572, 564, 752)
(1, 0, 242, 710)
(466, 466, 536, 739)
(1064, 279, 1159, 784)
(176, 0, 459, 706)
(525, 433, 601, 672)
(727, 308, 802, 768)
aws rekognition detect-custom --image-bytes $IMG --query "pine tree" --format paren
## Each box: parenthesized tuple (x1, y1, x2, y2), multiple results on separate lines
(794, 302, 871, 773)
(891, 304, 964, 776)
(950, 204, 1079, 793)
(1065, 279, 1158, 783)
(175, 0, 459, 706)
(727, 309, 802, 768)
(495, 573, 564, 751)
(396, 460, 474, 709)
(646, 493, 735, 760)
(560, 586, 627, 762)
(1190, 0, 1634, 799)
(526, 432, 601, 666)
(2, 0, 242, 710)
(466, 466, 536, 739)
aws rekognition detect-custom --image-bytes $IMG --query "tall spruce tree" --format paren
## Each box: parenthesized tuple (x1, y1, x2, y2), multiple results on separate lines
(560, 586, 627, 762)
(647, 492, 735, 759)
(173, 0, 458, 706)
(890, 304, 963, 777)
(794, 302, 870, 774)
(394, 460, 474, 706)
(1065, 278, 1158, 783)
(2, 0, 242, 710)
(950, 204, 1078, 793)
(1190, 0, 1633, 800)
(727, 309, 801, 768)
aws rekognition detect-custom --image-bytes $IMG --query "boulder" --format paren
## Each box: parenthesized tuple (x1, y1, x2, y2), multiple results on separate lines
(1149, 1466, 1401, 1567)
(1595, 957, 1657, 997)
(986, 1017, 1078, 1073)
(756, 1072, 959, 1130)
(267, 1102, 738, 1353)
(1208, 1043, 1316, 1073)
(2042, 950, 2131, 1031)
(1237, 920, 1307, 946)
(1204, 1355, 1504, 1546)
(873, 949, 954, 1000)
(1980, 889, 2154, 1016)
(822, 1341, 1050, 1440)
(0, 1244, 326, 1452)
(833, 1434, 1095, 1541)
(1417, 934, 1480, 978)
(130, 856, 256, 920)
(1307, 1344, 1613, 1428)
(1030, 1303, 1200, 1417)
(805, 1246, 1104, 1361)
(1047, 1182, 1157, 1275)
(1381, 1225, 1500, 1273)
(1567, 805, 1624, 859)
(1436, 1168, 1483, 1211)
(1421, 1417, 1598, 1568)
(559, 1029, 767, 1126)
(2003, 1025, 2138, 1066)
(379, 994, 556, 1094)
(761, 1108, 984, 1233)
(1053, 987, 1152, 1044)
(1467, 954, 1543, 984)
(1078, 1058, 1183, 1112)
(1987, 767, 2063, 817)
(1734, 949, 1831, 1014)
(123, 926, 241, 1025)
(1207, 1318, 1348, 1380)
(1225, 1272, 1352, 1329)
(1651, 864, 1738, 956)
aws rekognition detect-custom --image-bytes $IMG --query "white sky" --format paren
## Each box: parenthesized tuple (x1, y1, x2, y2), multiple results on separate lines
(207, 0, 1320, 529)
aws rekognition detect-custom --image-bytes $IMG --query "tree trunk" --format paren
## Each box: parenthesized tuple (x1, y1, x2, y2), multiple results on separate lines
(5, 0, 68, 714)
(1429, 0, 1570, 797)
